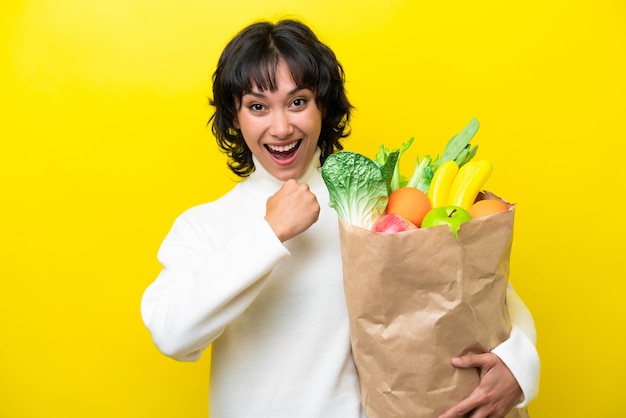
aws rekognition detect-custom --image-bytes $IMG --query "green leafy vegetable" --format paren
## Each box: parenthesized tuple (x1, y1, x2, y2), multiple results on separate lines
(321, 118, 482, 228)
(376, 137, 414, 192)
(378, 117, 482, 195)
(322, 150, 399, 229)
(435, 117, 480, 169)
(406, 155, 433, 192)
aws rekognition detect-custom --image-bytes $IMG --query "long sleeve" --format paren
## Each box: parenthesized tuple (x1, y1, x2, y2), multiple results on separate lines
(140, 160, 365, 416)
(491, 284, 540, 406)
(140, 202, 290, 362)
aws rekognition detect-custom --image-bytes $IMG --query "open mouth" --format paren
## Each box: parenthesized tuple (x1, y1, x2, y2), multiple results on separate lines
(265, 140, 302, 161)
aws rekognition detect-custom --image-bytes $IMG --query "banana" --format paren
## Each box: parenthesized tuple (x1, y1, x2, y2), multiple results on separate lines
(448, 160, 493, 210)
(428, 160, 459, 207)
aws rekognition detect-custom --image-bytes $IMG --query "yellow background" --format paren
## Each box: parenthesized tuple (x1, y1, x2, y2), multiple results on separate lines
(1, 0, 624, 417)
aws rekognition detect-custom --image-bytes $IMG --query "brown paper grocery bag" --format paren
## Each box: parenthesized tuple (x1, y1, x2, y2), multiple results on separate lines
(338, 194, 529, 418)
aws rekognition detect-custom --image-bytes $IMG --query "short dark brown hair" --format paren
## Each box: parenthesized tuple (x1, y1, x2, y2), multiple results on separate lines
(209, 19, 353, 177)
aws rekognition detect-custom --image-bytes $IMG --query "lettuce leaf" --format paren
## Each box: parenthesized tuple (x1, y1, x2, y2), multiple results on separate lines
(321, 150, 398, 229)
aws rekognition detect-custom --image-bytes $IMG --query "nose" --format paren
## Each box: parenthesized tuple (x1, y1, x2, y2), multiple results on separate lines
(269, 110, 294, 138)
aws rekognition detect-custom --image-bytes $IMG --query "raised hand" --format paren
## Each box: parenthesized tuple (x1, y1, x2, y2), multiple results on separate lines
(265, 179, 320, 242)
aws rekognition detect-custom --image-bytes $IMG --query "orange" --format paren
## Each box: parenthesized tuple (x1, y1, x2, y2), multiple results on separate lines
(386, 187, 432, 227)
(468, 199, 509, 219)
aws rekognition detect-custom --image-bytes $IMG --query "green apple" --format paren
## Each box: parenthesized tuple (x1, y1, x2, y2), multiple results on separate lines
(421, 205, 472, 238)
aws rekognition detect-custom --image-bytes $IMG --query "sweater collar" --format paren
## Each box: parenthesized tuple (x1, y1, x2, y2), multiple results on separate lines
(242, 148, 322, 196)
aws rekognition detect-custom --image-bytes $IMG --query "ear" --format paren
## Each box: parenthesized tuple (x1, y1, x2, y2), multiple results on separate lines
(233, 118, 240, 130)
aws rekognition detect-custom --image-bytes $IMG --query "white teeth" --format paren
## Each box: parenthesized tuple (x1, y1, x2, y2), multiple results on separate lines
(267, 141, 298, 152)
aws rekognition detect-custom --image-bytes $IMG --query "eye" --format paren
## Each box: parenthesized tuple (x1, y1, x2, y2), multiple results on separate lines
(248, 103, 265, 112)
(291, 97, 307, 109)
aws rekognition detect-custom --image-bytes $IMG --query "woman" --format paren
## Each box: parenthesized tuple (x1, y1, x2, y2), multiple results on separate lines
(141, 19, 539, 417)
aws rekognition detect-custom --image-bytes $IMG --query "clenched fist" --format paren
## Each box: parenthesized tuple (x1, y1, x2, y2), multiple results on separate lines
(265, 179, 320, 242)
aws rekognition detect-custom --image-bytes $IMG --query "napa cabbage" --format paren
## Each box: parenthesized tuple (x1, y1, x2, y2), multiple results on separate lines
(321, 150, 398, 229)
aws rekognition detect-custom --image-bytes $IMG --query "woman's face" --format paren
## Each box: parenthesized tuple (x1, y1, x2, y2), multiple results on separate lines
(234, 60, 322, 181)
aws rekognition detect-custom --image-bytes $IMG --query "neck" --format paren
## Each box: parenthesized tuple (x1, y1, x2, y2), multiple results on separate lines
(244, 148, 322, 195)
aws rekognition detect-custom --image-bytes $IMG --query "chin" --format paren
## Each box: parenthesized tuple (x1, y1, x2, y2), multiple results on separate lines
(269, 154, 313, 181)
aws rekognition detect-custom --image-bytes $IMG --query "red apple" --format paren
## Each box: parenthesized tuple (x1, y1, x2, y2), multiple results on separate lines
(371, 213, 417, 233)
(421, 205, 472, 238)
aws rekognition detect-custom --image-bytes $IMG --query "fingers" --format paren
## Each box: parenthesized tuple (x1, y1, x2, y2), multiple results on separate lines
(265, 180, 320, 242)
(438, 392, 504, 418)
(439, 354, 520, 418)
(451, 352, 497, 370)
(438, 388, 487, 418)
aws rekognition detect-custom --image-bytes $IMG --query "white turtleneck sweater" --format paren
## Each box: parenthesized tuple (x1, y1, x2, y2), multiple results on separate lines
(141, 150, 539, 417)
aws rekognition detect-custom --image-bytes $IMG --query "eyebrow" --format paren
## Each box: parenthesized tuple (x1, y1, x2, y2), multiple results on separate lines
(243, 86, 308, 98)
